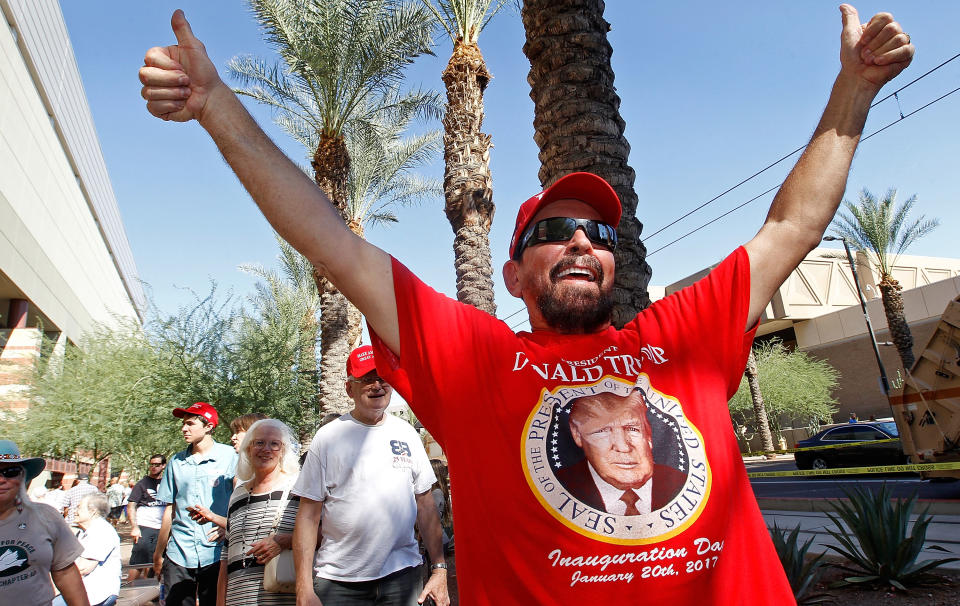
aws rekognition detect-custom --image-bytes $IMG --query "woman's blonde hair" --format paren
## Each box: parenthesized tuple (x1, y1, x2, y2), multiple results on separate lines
(235, 419, 300, 483)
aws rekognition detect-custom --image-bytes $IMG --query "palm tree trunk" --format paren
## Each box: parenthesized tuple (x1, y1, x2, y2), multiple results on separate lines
(312, 134, 358, 416)
(521, 0, 652, 326)
(297, 309, 320, 447)
(878, 274, 915, 371)
(744, 350, 776, 458)
(441, 40, 497, 315)
(317, 278, 362, 416)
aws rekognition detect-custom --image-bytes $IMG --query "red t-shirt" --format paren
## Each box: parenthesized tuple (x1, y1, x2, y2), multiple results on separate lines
(371, 247, 793, 605)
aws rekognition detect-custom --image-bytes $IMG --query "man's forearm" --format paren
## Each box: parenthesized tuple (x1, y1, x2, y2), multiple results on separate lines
(293, 503, 322, 595)
(197, 88, 358, 281)
(416, 492, 446, 567)
(155, 506, 173, 557)
(765, 73, 876, 249)
(126, 503, 138, 528)
(193, 87, 398, 351)
(745, 73, 882, 326)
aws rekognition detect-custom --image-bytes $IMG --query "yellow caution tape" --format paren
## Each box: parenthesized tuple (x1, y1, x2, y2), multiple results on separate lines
(747, 461, 960, 478)
(741, 438, 899, 458)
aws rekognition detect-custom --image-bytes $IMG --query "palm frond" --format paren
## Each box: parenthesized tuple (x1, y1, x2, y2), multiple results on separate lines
(420, 0, 511, 45)
(828, 187, 938, 277)
(343, 90, 443, 227)
(238, 0, 436, 139)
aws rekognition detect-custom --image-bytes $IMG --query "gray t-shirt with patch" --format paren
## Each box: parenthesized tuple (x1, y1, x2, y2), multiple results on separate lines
(0, 503, 83, 605)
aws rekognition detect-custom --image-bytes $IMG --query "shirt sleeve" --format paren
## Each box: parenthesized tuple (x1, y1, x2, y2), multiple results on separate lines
(370, 257, 514, 446)
(155, 461, 175, 504)
(47, 509, 84, 570)
(640, 246, 757, 398)
(128, 481, 144, 505)
(79, 522, 119, 563)
(409, 428, 437, 495)
(291, 436, 326, 502)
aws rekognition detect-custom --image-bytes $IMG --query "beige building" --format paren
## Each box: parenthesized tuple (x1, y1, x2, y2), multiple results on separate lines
(1, 0, 142, 484)
(665, 248, 960, 421)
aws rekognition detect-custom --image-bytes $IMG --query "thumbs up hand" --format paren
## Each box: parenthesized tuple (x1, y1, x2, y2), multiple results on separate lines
(139, 10, 224, 123)
(838, 5, 913, 91)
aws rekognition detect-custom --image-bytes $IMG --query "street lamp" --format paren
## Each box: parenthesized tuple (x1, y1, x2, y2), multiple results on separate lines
(823, 236, 890, 396)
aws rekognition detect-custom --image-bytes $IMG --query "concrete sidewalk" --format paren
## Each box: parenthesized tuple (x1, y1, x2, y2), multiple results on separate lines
(762, 509, 960, 570)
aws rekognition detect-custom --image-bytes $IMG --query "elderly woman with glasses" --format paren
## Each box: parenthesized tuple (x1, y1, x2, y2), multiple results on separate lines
(216, 419, 300, 606)
(53, 493, 122, 606)
(0, 439, 89, 606)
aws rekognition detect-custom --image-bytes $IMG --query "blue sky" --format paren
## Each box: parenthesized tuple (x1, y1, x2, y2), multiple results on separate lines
(61, 2, 960, 329)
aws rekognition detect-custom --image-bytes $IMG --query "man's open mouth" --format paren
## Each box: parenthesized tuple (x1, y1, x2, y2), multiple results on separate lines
(551, 256, 602, 283)
(556, 266, 597, 281)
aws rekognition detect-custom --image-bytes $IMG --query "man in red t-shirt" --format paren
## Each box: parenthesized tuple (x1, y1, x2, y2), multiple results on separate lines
(139, 6, 913, 604)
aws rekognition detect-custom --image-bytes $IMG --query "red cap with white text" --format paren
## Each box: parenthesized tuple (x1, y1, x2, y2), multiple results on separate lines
(347, 345, 377, 379)
(172, 401, 219, 427)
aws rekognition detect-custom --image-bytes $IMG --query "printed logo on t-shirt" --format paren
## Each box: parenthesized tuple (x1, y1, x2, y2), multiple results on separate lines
(522, 374, 709, 545)
(391, 440, 414, 469)
(0, 544, 32, 580)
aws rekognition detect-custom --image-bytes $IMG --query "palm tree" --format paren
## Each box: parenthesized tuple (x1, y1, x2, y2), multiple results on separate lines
(240, 235, 322, 445)
(831, 188, 939, 371)
(230, 0, 440, 415)
(744, 350, 776, 458)
(420, 0, 509, 315)
(521, 0, 652, 326)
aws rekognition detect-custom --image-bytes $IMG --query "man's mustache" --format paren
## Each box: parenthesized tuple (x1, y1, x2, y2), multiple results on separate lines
(549, 255, 604, 285)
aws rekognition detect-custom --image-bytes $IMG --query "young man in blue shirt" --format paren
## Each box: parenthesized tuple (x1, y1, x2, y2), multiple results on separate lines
(154, 402, 237, 606)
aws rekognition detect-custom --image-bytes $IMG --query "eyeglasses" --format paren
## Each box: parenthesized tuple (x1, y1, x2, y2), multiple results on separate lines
(0, 466, 24, 479)
(252, 440, 283, 452)
(349, 375, 387, 386)
(513, 217, 617, 260)
(149, 462, 166, 467)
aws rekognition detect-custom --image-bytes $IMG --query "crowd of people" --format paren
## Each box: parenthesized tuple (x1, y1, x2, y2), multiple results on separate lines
(2, 3, 916, 605)
(1, 345, 451, 606)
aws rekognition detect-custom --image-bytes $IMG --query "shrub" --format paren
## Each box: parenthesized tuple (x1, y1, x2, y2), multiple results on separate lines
(769, 522, 833, 604)
(824, 483, 959, 590)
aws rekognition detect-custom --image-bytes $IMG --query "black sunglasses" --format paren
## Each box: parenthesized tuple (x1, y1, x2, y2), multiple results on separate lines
(0, 466, 24, 479)
(513, 217, 618, 260)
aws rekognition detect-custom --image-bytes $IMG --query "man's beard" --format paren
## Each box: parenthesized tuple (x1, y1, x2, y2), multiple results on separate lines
(536, 255, 613, 333)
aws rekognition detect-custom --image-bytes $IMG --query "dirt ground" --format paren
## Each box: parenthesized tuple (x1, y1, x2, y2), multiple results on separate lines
(803, 565, 960, 605)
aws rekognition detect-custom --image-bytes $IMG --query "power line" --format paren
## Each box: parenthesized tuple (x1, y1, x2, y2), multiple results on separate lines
(645, 52, 960, 241)
(647, 84, 960, 258)
(499, 306, 527, 322)
(510, 318, 530, 332)
(497, 53, 960, 326)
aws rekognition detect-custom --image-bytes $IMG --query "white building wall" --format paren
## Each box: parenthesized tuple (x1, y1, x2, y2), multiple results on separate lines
(0, 0, 142, 340)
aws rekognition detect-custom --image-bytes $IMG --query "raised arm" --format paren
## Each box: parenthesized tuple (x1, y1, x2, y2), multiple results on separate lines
(743, 5, 913, 329)
(139, 10, 400, 353)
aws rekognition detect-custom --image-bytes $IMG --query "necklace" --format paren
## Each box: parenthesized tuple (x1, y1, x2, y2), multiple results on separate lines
(238, 487, 276, 568)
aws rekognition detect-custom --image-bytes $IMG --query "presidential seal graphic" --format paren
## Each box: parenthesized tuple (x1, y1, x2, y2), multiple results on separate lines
(521, 374, 710, 544)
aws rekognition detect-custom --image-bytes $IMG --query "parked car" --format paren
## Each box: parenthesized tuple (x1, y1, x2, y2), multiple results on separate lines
(794, 420, 907, 470)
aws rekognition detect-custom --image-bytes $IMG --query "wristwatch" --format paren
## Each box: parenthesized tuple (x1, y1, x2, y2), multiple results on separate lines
(430, 562, 448, 571)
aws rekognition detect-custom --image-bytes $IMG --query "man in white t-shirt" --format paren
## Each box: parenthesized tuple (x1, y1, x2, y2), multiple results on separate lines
(293, 346, 449, 606)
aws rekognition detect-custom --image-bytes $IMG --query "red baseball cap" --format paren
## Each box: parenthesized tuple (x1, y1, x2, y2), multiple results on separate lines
(172, 402, 219, 427)
(509, 172, 622, 259)
(347, 345, 377, 378)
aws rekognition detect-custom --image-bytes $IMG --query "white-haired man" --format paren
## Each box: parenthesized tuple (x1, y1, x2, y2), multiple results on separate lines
(139, 6, 913, 603)
(292, 346, 448, 606)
